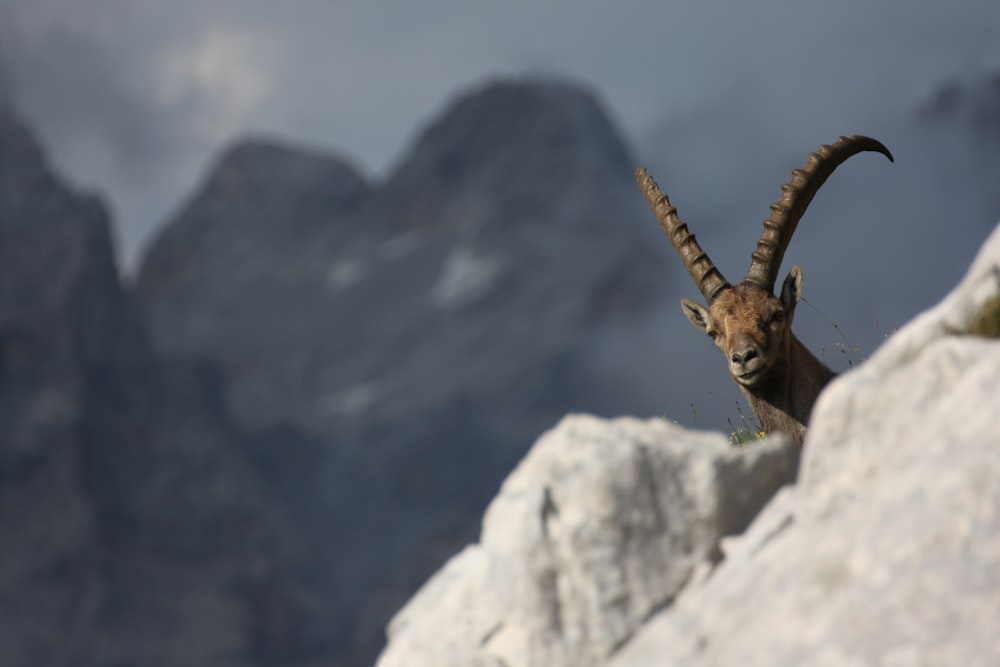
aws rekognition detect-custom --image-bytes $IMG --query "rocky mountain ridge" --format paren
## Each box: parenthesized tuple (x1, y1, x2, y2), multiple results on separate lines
(2, 78, 673, 667)
(134, 79, 671, 664)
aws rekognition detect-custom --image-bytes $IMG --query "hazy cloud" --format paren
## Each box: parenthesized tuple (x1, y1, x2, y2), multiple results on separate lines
(155, 25, 278, 142)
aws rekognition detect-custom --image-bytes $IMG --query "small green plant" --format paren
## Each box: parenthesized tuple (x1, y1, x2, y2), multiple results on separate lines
(969, 267, 1000, 337)
(727, 402, 765, 446)
(970, 296, 1000, 337)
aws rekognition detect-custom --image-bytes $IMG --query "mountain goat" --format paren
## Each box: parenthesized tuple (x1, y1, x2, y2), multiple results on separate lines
(636, 135, 893, 444)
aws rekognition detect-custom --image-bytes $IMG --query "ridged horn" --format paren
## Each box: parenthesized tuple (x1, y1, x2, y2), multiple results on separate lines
(745, 135, 894, 291)
(635, 167, 730, 302)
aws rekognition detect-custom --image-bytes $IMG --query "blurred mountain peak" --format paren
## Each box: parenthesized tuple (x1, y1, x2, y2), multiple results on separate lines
(3, 74, 667, 667)
(132, 75, 665, 663)
(201, 137, 369, 204)
(383, 77, 635, 231)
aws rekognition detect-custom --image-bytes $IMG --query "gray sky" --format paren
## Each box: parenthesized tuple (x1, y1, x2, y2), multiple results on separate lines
(2, 1, 1000, 428)
(3, 1, 999, 268)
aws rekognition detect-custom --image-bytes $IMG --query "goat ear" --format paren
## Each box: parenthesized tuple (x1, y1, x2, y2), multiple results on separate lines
(780, 265, 804, 314)
(680, 298, 711, 332)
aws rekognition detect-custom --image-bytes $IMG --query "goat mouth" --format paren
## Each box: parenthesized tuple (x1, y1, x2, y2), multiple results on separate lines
(735, 369, 765, 386)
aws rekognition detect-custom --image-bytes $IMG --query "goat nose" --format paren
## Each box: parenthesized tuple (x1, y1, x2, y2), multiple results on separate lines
(731, 348, 758, 365)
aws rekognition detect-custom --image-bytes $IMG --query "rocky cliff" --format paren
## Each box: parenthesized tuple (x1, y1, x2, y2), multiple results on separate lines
(0, 102, 123, 667)
(378, 221, 1000, 666)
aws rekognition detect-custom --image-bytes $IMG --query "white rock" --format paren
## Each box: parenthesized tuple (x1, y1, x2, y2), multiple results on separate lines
(377, 414, 798, 667)
(609, 222, 1000, 667)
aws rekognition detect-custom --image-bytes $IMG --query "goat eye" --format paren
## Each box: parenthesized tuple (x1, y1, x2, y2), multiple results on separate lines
(772, 311, 785, 324)
(707, 330, 719, 340)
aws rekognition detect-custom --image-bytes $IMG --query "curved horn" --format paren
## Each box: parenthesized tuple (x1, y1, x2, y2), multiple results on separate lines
(636, 167, 730, 302)
(745, 135, 894, 291)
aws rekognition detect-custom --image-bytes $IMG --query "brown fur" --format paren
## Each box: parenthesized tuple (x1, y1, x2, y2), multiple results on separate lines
(681, 267, 835, 445)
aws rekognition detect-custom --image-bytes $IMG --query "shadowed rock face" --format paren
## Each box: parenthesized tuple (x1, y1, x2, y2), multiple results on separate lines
(0, 105, 113, 667)
(0, 105, 327, 667)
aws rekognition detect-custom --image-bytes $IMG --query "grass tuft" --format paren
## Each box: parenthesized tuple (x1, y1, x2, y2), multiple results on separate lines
(727, 402, 765, 446)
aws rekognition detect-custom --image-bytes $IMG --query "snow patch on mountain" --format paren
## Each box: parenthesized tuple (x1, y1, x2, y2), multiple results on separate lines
(326, 257, 369, 291)
(430, 246, 505, 309)
(322, 380, 382, 416)
(380, 232, 422, 261)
